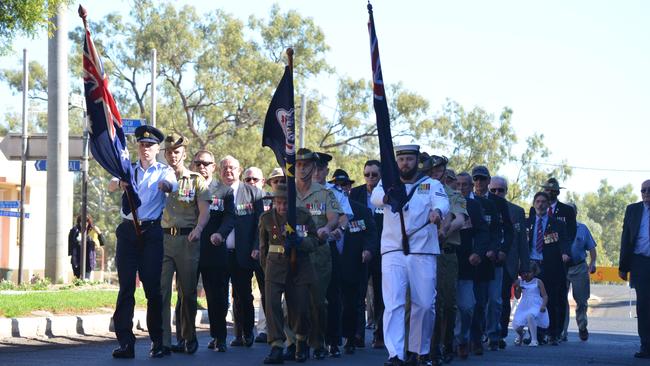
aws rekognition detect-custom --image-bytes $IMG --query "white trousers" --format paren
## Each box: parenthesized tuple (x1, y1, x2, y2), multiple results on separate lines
(382, 251, 437, 360)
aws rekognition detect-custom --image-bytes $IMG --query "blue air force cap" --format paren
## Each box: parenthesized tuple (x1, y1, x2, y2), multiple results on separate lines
(134, 125, 164, 144)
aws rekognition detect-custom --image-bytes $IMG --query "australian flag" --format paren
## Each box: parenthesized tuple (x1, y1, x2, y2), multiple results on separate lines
(262, 56, 298, 251)
(80, 7, 140, 215)
(367, 3, 406, 213)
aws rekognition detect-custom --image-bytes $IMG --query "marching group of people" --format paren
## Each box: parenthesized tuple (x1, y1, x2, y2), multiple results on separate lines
(106, 124, 650, 364)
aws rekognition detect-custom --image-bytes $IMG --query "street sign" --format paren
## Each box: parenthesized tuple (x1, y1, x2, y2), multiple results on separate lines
(0, 210, 29, 218)
(0, 133, 86, 160)
(0, 201, 20, 209)
(122, 119, 146, 135)
(34, 160, 81, 172)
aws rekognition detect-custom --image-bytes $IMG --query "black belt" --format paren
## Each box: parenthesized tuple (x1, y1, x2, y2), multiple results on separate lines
(122, 218, 160, 227)
(442, 246, 456, 254)
(568, 259, 585, 267)
(163, 227, 193, 236)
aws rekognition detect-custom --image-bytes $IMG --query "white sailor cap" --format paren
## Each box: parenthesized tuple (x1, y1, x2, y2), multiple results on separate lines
(394, 144, 420, 156)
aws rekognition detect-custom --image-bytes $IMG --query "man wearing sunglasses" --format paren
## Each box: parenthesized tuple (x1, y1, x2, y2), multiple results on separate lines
(619, 180, 650, 359)
(469, 166, 513, 353)
(159, 133, 212, 356)
(350, 160, 385, 349)
(191, 151, 236, 353)
(487, 176, 529, 349)
(243, 165, 270, 344)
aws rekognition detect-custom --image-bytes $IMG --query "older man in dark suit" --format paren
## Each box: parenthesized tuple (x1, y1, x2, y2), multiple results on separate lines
(619, 179, 650, 359)
(219, 155, 264, 348)
(488, 176, 530, 349)
(349, 159, 385, 349)
(528, 191, 570, 346)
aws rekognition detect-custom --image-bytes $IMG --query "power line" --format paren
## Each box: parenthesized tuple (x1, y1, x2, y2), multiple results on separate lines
(530, 161, 650, 173)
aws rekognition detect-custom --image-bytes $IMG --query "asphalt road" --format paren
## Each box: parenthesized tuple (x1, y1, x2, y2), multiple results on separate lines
(0, 284, 646, 366)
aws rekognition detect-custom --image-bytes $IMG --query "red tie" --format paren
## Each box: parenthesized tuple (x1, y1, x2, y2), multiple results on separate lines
(536, 218, 544, 254)
(547, 206, 553, 217)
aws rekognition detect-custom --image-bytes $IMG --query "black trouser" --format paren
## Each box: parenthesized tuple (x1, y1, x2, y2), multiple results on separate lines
(113, 220, 163, 347)
(499, 270, 515, 339)
(632, 254, 650, 351)
(341, 280, 361, 341)
(199, 265, 229, 341)
(361, 255, 384, 342)
(228, 250, 255, 338)
(253, 262, 266, 331)
(326, 244, 343, 346)
(544, 280, 567, 339)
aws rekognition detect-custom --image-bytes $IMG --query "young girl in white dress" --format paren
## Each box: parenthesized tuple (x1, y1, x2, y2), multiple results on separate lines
(512, 261, 549, 347)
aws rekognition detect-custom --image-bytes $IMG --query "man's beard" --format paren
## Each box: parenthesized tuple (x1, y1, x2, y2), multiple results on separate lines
(399, 166, 418, 180)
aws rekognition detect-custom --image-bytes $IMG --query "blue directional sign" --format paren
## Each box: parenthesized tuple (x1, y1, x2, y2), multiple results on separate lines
(122, 119, 146, 135)
(0, 210, 29, 218)
(34, 160, 81, 172)
(0, 201, 20, 209)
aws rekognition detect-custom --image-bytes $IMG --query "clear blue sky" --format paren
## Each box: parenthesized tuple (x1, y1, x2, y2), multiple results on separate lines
(2, 0, 649, 200)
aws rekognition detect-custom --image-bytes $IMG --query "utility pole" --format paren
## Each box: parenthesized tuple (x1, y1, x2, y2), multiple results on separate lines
(151, 49, 156, 127)
(79, 103, 89, 280)
(45, 5, 71, 283)
(18, 49, 28, 285)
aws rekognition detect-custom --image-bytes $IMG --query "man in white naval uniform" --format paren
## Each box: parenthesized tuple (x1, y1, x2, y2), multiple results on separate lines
(371, 145, 450, 366)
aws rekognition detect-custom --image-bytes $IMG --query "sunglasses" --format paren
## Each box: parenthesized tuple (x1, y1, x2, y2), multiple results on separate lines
(193, 160, 213, 167)
(245, 177, 260, 183)
(641, 188, 650, 194)
(364, 172, 379, 178)
(490, 188, 506, 193)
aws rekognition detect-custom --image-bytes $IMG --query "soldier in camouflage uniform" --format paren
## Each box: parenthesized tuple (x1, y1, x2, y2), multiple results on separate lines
(160, 133, 211, 355)
(420, 153, 468, 365)
(260, 184, 319, 364)
(283, 148, 343, 360)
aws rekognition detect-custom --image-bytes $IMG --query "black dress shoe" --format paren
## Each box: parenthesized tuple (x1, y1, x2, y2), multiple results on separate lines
(634, 350, 650, 359)
(185, 338, 198, 354)
(244, 335, 254, 347)
(162, 346, 171, 356)
(207, 338, 216, 350)
(171, 339, 186, 353)
(328, 345, 341, 358)
(230, 337, 245, 347)
(283, 344, 296, 361)
(384, 356, 405, 366)
(295, 341, 308, 363)
(355, 335, 365, 348)
(264, 346, 285, 364)
(313, 347, 328, 360)
(344, 340, 355, 355)
(150, 343, 166, 358)
(255, 332, 268, 343)
(405, 351, 418, 366)
(215, 341, 227, 353)
(498, 338, 507, 349)
(112, 344, 135, 359)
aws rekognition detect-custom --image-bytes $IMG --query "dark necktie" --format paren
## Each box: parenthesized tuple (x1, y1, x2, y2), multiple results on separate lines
(547, 206, 553, 217)
(536, 217, 544, 254)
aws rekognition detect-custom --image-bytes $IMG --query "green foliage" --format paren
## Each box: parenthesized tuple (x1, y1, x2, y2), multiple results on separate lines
(0, 0, 72, 55)
(567, 180, 638, 266)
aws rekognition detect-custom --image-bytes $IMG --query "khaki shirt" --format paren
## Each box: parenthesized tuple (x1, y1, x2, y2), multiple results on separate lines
(442, 184, 468, 246)
(259, 207, 318, 271)
(162, 166, 211, 228)
(296, 182, 342, 230)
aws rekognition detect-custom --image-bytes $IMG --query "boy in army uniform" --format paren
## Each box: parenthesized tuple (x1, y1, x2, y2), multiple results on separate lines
(160, 133, 211, 354)
(260, 184, 319, 364)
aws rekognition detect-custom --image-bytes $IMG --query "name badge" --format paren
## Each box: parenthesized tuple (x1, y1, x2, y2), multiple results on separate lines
(296, 224, 308, 238)
(306, 203, 326, 216)
(178, 187, 195, 203)
(236, 203, 254, 216)
(544, 231, 559, 244)
(417, 183, 430, 193)
(210, 197, 224, 212)
(349, 219, 367, 233)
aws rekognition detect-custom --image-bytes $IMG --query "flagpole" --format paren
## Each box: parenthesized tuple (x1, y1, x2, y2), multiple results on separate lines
(285, 48, 298, 274)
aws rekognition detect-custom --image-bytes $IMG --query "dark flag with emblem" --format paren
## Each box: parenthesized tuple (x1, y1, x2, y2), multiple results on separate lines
(79, 6, 140, 218)
(367, 3, 406, 214)
(262, 49, 298, 255)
